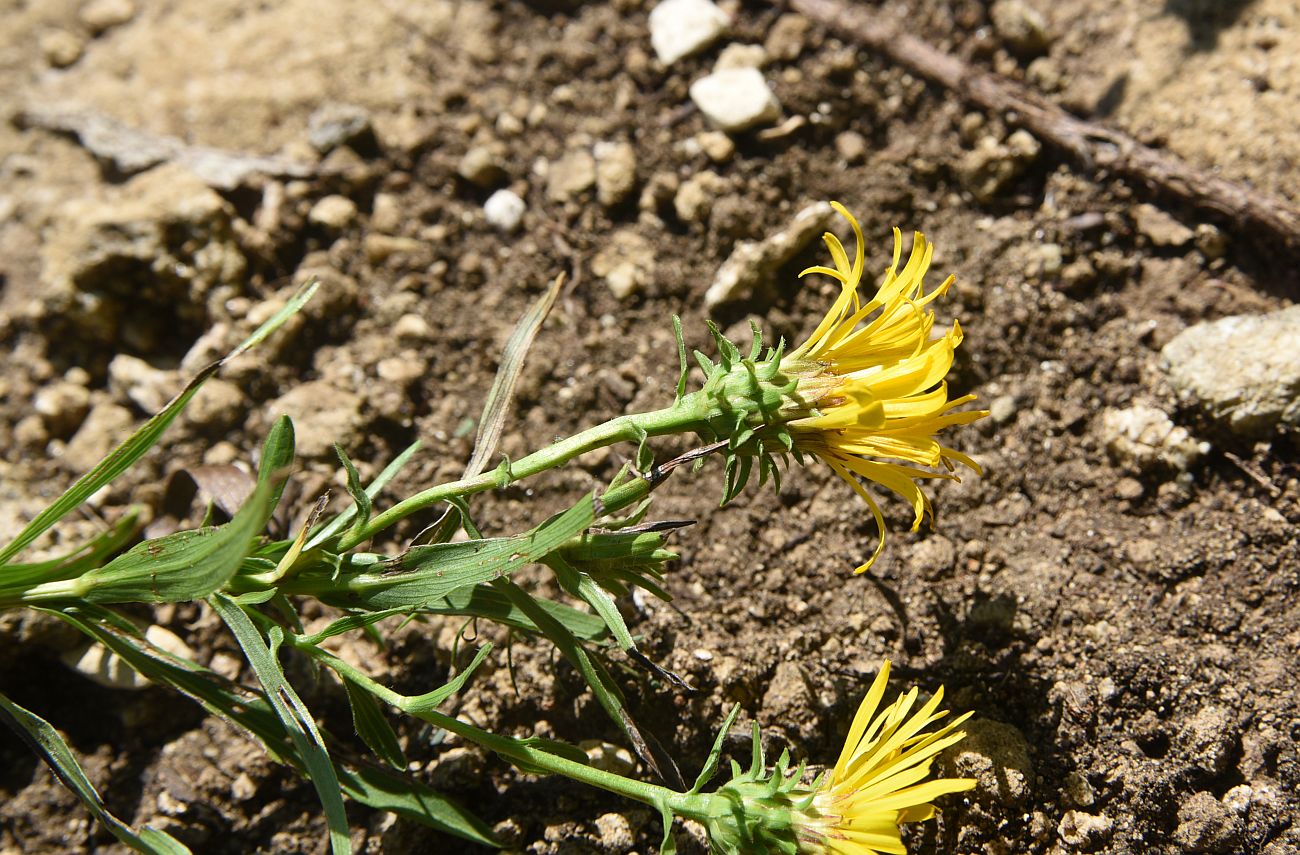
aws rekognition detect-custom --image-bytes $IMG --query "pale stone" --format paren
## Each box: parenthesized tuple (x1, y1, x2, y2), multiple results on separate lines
(80, 0, 136, 34)
(1100, 403, 1207, 474)
(546, 149, 596, 201)
(1133, 203, 1194, 247)
(648, 0, 729, 66)
(308, 194, 358, 230)
(484, 189, 526, 232)
(41, 29, 85, 67)
(594, 141, 637, 207)
(696, 130, 735, 163)
(592, 230, 655, 300)
(704, 201, 834, 307)
(1161, 305, 1300, 437)
(689, 68, 781, 132)
(457, 146, 504, 187)
(714, 43, 767, 70)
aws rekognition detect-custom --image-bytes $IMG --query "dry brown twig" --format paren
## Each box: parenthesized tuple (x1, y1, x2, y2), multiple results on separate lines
(791, 0, 1300, 250)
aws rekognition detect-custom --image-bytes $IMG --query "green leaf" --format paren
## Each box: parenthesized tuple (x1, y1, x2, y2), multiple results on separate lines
(48, 609, 495, 847)
(672, 314, 689, 402)
(335, 763, 497, 847)
(307, 441, 421, 550)
(210, 594, 351, 855)
(343, 678, 407, 770)
(0, 280, 317, 567)
(259, 416, 296, 511)
(492, 580, 683, 789)
(0, 509, 141, 591)
(463, 273, 562, 480)
(397, 643, 491, 715)
(688, 704, 743, 794)
(659, 804, 678, 855)
(299, 494, 598, 610)
(0, 691, 191, 855)
(427, 586, 608, 641)
(47, 477, 277, 605)
(333, 445, 373, 544)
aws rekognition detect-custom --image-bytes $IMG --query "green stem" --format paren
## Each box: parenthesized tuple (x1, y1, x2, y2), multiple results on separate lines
(305, 645, 676, 809)
(337, 403, 700, 550)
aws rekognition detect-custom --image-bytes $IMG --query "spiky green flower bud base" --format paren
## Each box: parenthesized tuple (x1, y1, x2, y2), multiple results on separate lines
(671, 722, 829, 855)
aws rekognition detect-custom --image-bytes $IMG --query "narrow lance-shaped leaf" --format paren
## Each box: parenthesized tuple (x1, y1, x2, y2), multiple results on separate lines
(0, 280, 317, 567)
(0, 691, 191, 855)
(0, 509, 141, 592)
(334, 444, 372, 544)
(342, 678, 407, 770)
(426, 586, 609, 641)
(29, 476, 278, 605)
(210, 594, 352, 855)
(295, 493, 598, 610)
(464, 273, 562, 480)
(47, 608, 495, 846)
(258, 415, 296, 512)
(491, 579, 684, 789)
(306, 440, 421, 550)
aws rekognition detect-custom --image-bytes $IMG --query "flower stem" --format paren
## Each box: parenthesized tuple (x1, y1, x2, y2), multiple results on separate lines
(303, 644, 678, 808)
(336, 402, 701, 550)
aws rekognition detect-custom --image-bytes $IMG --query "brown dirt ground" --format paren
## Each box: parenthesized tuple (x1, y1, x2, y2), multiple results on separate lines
(1, 0, 1298, 853)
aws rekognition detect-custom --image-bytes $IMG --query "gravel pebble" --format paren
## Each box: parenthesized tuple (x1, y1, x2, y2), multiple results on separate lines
(546, 148, 596, 201)
(80, 0, 136, 34)
(648, 0, 729, 66)
(673, 170, 726, 224)
(592, 229, 655, 299)
(1057, 810, 1113, 851)
(40, 29, 85, 67)
(947, 719, 1034, 806)
(1133, 203, 1195, 247)
(1174, 791, 1241, 854)
(1160, 305, 1300, 437)
(457, 146, 504, 187)
(484, 189, 526, 232)
(307, 103, 373, 154)
(689, 68, 781, 133)
(33, 379, 92, 438)
(990, 0, 1052, 58)
(714, 43, 767, 70)
(307, 194, 358, 231)
(696, 130, 735, 163)
(594, 140, 637, 207)
(765, 13, 810, 61)
(1100, 403, 1208, 474)
(704, 200, 833, 307)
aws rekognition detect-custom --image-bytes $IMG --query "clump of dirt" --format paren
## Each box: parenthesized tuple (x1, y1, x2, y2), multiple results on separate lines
(2, 0, 1298, 853)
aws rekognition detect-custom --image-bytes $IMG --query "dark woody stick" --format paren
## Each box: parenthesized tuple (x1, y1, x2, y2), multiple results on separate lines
(791, 0, 1300, 249)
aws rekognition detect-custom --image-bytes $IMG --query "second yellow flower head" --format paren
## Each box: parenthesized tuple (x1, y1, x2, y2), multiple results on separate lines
(781, 203, 986, 572)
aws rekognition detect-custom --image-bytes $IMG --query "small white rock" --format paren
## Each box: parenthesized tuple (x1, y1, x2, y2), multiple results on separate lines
(594, 141, 638, 207)
(308, 194, 358, 231)
(484, 189, 526, 232)
(63, 625, 194, 690)
(580, 740, 637, 776)
(1100, 403, 1208, 474)
(592, 229, 655, 299)
(696, 130, 735, 163)
(715, 43, 768, 71)
(80, 0, 136, 34)
(704, 202, 834, 307)
(649, 0, 730, 66)
(689, 68, 781, 133)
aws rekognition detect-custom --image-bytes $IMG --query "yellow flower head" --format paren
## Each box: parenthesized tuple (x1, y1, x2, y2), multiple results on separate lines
(781, 203, 986, 572)
(689, 660, 973, 855)
(799, 659, 974, 855)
